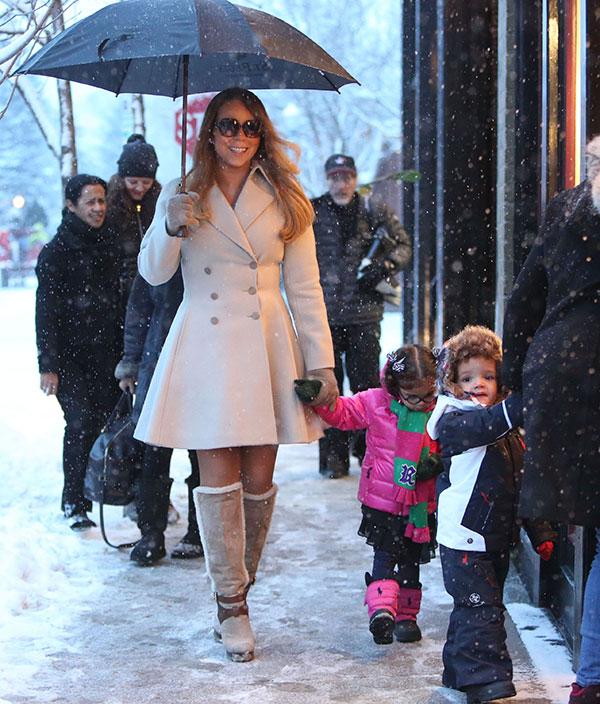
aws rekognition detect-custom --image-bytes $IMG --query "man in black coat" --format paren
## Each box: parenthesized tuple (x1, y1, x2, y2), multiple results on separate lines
(36, 175, 122, 530)
(502, 135, 600, 704)
(115, 271, 202, 565)
(312, 154, 412, 478)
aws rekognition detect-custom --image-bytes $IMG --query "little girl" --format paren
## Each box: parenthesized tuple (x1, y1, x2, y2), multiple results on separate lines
(427, 325, 555, 704)
(309, 344, 440, 645)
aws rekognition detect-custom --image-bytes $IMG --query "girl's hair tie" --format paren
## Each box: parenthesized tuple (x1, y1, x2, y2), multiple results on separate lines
(386, 351, 406, 373)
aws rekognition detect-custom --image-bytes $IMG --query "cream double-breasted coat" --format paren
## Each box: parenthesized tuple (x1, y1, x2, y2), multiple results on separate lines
(134, 167, 334, 450)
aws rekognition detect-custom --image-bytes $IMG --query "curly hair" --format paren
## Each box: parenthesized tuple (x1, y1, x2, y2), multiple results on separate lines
(383, 344, 436, 399)
(186, 88, 314, 243)
(437, 325, 504, 399)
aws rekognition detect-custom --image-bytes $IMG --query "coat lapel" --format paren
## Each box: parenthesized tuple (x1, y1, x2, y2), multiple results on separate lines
(235, 166, 276, 232)
(206, 166, 276, 258)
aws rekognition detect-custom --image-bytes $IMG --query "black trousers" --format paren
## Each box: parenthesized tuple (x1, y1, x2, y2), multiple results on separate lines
(439, 546, 512, 690)
(319, 323, 381, 474)
(137, 445, 200, 538)
(56, 362, 120, 515)
(371, 540, 422, 588)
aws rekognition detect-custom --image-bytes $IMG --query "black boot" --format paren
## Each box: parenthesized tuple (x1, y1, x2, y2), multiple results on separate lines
(171, 454, 203, 559)
(130, 472, 172, 566)
(130, 530, 166, 565)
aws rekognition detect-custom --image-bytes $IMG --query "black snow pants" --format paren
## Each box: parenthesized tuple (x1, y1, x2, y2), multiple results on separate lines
(439, 546, 513, 691)
(319, 323, 381, 475)
(56, 361, 120, 515)
(137, 446, 200, 538)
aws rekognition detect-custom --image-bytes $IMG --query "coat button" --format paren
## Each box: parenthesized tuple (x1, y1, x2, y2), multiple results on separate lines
(204, 267, 212, 274)
(250, 312, 260, 320)
(249, 261, 258, 270)
(210, 292, 219, 300)
(247, 286, 257, 295)
(210, 317, 219, 325)
(467, 538, 473, 544)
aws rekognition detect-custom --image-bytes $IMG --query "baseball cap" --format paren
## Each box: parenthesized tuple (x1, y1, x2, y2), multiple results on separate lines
(324, 154, 357, 177)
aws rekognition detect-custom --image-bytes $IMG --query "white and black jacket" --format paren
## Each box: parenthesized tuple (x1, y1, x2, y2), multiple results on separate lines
(427, 393, 525, 553)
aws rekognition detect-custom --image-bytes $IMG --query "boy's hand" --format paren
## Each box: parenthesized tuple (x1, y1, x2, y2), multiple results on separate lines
(536, 540, 554, 561)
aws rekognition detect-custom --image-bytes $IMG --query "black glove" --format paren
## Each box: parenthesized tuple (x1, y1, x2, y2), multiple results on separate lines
(415, 453, 443, 481)
(294, 378, 323, 403)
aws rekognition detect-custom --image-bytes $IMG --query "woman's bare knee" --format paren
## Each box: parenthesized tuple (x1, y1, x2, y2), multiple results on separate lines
(240, 445, 278, 494)
(196, 448, 242, 488)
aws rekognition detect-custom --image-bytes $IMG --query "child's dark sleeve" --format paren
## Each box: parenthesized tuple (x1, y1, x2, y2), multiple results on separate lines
(437, 392, 523, 455)
(522, 518, 557, 548)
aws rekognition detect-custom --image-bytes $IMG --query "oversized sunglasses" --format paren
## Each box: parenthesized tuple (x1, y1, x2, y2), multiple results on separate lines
(214, 117, 262, 139)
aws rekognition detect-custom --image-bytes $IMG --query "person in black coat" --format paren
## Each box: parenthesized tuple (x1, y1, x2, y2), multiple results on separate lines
(36, 174, 122, 530)
(114, 271, 202, 565)
(502, 136, 600, 704)
(312, 154, 412, 478)
(106, 134, 161, 309)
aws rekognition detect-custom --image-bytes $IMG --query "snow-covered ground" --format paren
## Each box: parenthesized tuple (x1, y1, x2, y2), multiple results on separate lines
(0, 286, 575, 704)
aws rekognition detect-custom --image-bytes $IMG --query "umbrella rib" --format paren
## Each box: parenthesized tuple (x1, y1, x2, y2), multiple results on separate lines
(114, 59, 132, 96)
(174, 55, 182, 100)
(319, 71, 341, 94)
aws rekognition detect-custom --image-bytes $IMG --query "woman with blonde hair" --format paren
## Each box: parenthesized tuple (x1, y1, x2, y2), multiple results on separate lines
(134, 87, 338, 662)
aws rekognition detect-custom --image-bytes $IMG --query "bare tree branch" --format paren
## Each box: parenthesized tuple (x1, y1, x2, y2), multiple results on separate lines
(14, 80, 59, 159)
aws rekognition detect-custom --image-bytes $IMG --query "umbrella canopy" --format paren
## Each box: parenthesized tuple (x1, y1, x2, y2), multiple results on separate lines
(15, 0, 358, 96)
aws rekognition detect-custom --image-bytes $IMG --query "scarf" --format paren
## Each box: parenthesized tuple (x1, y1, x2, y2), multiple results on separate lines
(390, 399, 438, 543)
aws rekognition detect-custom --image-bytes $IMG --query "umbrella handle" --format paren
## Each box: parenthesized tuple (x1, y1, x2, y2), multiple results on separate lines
(171, 55, 190, 240)
(169, 183, 189, 239)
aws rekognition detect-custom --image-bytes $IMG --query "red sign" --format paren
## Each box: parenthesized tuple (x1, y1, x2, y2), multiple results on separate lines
(175, 95, 215, 156)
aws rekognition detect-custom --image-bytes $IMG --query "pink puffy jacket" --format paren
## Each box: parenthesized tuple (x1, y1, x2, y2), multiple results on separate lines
(315, 387, 437, 517)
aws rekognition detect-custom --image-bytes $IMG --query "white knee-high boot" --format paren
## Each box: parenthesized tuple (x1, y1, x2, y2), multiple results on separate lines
(243, 484, 277, 586)
(193, 483, 254, 662)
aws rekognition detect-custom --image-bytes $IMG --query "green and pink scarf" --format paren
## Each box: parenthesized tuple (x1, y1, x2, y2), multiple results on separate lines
(390, 399, 438, 544)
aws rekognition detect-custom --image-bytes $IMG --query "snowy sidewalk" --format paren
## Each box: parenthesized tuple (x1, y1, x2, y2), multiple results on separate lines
(0, 288, 575, 704)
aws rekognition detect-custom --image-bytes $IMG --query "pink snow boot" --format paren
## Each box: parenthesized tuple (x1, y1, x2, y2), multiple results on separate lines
(394, 587, 422, 642)
(364, 574, 400, 645)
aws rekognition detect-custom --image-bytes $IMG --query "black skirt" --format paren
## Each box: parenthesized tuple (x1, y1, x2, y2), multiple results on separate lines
(358, 504, 435, 563)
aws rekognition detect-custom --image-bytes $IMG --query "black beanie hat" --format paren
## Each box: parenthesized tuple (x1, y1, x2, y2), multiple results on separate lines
(117, 134, 159, 178)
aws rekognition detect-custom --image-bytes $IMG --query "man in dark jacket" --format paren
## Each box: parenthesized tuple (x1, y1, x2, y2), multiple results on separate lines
(502, 135, 600, 704)
(312, 154, 412, 478)
(115, 271, 202, 565)
(36, 174, 122, 530)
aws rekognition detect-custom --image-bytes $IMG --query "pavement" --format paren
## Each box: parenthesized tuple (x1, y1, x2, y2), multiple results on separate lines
(3, 441, 574, 704)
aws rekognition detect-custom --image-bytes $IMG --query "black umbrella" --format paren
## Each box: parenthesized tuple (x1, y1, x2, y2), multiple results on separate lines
(15, 0, 358, 187)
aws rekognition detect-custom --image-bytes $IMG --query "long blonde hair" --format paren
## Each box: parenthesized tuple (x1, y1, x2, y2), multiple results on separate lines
(187, 88, 313, 242)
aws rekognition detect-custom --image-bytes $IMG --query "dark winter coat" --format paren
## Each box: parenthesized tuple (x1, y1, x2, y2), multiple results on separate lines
(114, 270, 183, 423)
(106, 176, 161, 300)
(35, 210, 122, 374)
(428, 394, 556, 553)
(502, 181, 600, 527)
(311, 193, 411, 326)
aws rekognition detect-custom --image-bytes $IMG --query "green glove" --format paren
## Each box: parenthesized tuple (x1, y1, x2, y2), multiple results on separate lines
(294, 378, 322, 404)
(415, 453, 443, 481)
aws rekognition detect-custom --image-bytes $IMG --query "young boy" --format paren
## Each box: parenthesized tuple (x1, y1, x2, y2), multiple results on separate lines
(427, 325, 555, 704)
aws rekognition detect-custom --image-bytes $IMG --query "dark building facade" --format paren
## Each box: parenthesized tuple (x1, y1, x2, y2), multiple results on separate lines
(399, 0, 598, 664)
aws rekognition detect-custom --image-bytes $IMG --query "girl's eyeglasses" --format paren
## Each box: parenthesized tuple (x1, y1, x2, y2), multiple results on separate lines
(399, 390, 435, 405)
(214, 118, 262, 139)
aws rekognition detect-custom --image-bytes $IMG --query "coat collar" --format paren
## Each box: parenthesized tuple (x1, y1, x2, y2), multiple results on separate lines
(207, 164, 276, 257)
(426, 394, 480, 439)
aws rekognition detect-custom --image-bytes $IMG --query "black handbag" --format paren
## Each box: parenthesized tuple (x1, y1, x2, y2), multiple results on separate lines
(85, 391, 143, 548)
